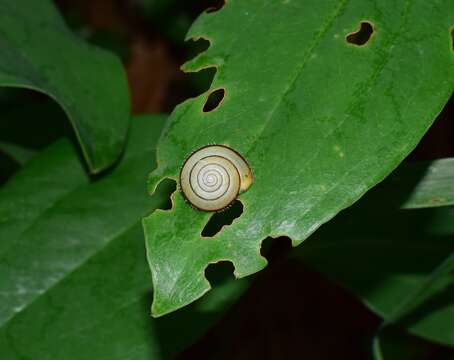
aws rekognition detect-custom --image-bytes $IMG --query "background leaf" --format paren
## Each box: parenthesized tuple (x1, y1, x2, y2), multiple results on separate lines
(372, 327, 445, 360)
(0, 0, 130, 172)
(382, 158, 454, 209)
(0, 115, 248, 359)
(143, 0, 454, 316)
(293, 180, 454, 346)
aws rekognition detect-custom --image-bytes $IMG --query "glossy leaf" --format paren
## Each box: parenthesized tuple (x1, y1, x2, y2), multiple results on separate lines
(0, 116, 248, 359)
(0, 0, 130, 172)
(143, 0, 454, 315)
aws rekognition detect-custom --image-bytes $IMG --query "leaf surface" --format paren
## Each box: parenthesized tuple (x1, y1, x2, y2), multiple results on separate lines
(143, 0, 454, 315)
(0, 115, 162, 327)
(0, 0, 130, 172)
(0, 115, 247, 358)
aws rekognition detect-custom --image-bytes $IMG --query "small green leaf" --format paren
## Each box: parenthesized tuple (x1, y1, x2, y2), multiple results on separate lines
(0, 116, 247, 359)
(144, 0, 454, 316)
(0, 0, 130, 172)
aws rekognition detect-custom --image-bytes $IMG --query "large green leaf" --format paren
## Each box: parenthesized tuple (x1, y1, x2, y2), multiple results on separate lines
(0, 115, 248, 358)
(293, 182, 454, 346)
(0, 0, 130, 172)
(0, 141, 88, 258)
(143, 0, 454, 315)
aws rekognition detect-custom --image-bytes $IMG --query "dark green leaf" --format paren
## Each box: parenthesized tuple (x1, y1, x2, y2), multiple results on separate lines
(0, 140, 88, 259)
(144, 0, 454, 316)
(0, 225, 248, 359)
(0, 0, 130, 172)
(0, 115, 248, 358)
(293, 186, 454, 346)
(372, 327, 444, 360)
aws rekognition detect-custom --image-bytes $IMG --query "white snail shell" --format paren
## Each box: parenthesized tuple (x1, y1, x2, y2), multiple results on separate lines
(180, 145, 253, 211)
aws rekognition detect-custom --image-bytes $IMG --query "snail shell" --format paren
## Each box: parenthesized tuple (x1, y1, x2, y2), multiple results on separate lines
(180, 145, 253, 211)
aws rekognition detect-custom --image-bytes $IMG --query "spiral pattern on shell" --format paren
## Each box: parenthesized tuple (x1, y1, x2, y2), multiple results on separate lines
(180, 145, 253, 211)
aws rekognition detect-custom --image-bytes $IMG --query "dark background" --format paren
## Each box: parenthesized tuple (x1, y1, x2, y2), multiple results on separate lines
(2, 1, 453, 358)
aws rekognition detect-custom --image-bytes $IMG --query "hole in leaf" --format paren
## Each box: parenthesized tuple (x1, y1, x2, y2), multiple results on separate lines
(171, 67, 217, 114)
(204, 261, 235, 287)
(260, 236, 292, 264)
(203, 88, 225, 112)
(165, 38, 216, 112)
(205, 0, 225, 13)
(186, 38, 211, 60)
(346, 21, 374, 46)
(155, 178, 177, 210)
(201, 200, 243, 237)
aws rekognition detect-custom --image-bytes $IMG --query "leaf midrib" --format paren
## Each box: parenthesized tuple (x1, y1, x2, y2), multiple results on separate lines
(243, 0, 350, 159)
